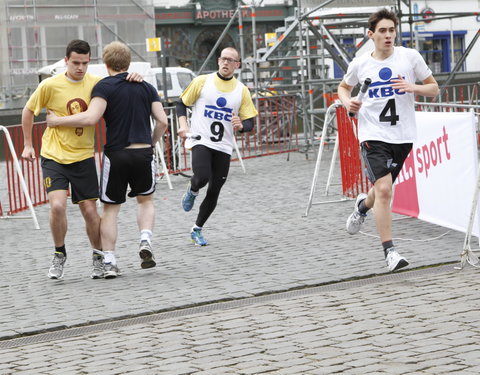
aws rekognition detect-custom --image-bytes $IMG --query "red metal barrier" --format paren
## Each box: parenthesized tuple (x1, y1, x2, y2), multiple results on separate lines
(2, 120, 105, 216)
(335, 107, 369, 198)
(3, 123, 47, 215)
(2, 95, 299, 215)
(238, 95, 298, 158)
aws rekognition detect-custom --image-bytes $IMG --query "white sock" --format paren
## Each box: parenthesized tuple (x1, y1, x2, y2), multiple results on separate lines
(104, 251, 116, 265)
(140, 229, 153, 244)
(192, 225, 202, 232)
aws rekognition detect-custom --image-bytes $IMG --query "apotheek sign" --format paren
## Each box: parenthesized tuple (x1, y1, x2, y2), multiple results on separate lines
(195, 8, 283, 20)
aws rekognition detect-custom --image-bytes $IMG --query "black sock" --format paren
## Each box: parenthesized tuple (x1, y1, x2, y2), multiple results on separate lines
(382, 240, 394, 257)
(358, 199, 370, 215)
(55, 245, 66, 256)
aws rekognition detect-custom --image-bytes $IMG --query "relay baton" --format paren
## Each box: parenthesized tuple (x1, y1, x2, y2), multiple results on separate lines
(348, 78, 372, 117)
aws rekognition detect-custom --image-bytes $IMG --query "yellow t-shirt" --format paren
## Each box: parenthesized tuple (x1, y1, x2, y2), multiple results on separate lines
(26, 72, 102, 164)
(180, 74, 258, 120)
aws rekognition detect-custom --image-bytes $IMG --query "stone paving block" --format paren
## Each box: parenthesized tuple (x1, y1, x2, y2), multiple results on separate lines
(189, 356, 240, 368)
(193, 368, 239, 375)
(421, 363, 470, 374)
(304, 367, 355, 375)
(451, 349, 480, 364)
(410, 343, 454, 354)
(266, 364, 318, 375)
(239, 364, 282, 374)
(448, 343, 480, 354)
(261, 345, 305, 357)
(226, 347, 264, 359)
(188, 348, 229, 360)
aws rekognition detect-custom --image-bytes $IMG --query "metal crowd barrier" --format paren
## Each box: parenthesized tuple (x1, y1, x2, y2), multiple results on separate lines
(1, 95, 299, 221)
(305, 100, 480, 218)
(0, 125, 40, 228)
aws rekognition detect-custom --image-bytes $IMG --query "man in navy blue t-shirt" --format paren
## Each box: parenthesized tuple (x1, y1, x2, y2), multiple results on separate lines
(47, 41, 168, 279)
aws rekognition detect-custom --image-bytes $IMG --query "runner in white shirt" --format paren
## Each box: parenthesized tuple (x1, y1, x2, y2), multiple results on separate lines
(176, 47, 258, 246)
(337, 8, 439, 271)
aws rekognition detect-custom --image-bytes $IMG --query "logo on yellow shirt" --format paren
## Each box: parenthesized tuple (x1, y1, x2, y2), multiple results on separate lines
(44, 176, 52, 189)
(67, 98, 87, 115)
(66, 98, 88, 137)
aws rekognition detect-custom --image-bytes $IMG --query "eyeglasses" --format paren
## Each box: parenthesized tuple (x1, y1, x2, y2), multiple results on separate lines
(218, 57, 239, 64)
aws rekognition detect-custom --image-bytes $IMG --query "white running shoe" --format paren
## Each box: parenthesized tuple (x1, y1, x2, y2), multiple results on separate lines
(48, 252, 66, 279)
(346, 193, 368, 235)
(139, 241, 156, 269)
(91, 253, 104, 279)
(104, 263, 121, 279)
(385, 248, 409, 272)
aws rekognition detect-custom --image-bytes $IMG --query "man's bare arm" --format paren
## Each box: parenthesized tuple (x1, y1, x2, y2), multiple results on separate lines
(151, 101, 168, 146)
(46, 97, 107, 128)
(21, 106, 36, 161)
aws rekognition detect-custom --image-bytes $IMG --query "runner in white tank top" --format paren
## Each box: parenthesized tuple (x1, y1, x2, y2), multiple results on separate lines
(176, 47, 258, 246)
(189, 72, 244, 155)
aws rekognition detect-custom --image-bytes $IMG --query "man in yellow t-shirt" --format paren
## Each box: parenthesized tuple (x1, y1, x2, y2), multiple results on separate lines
(21, 39, 141, 280)
(176, 47, 258, 246)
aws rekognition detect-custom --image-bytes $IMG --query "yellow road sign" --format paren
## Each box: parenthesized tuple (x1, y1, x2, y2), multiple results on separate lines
(146, 37, 161, 52)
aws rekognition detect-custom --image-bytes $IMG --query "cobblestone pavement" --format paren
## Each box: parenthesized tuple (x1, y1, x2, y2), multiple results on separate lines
(0, 150, 478, 374)
(1, 265, 479, 375)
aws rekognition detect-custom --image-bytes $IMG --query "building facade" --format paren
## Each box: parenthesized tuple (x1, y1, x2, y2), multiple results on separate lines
(154, 0, 295, 72)
(0, 0, 156, 111)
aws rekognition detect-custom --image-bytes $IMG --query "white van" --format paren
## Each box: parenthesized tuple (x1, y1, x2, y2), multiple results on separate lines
(151, 67, 195, 102)
(38, 60, 195, 102)
(38, 60, 157, 87)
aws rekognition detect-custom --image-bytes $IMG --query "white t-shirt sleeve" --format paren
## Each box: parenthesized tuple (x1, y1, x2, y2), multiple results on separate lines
(410, 49, 432, 81)
(343, 57, 360, 87)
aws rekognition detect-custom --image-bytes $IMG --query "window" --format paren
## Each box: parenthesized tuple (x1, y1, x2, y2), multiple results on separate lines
(156, 73, 172, 90)
(333, 37, 354, 79)
(177, 72, 194, 90)
(401, 31, 466, 73)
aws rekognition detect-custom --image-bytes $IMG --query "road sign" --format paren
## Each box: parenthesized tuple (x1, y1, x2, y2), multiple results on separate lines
(146, 37, 161, 52)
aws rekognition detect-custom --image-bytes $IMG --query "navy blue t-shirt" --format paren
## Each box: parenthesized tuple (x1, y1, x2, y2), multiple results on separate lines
(92, 72, 161, 152)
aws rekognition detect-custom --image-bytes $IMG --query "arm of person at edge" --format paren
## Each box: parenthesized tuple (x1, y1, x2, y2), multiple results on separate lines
(21, 106, 36, 161)
(337, 74, 439, 115)
(232, 113, 255, 133)
(151, 101, 168, 146)
(46, 96, 107, 128)
(176, 99, 191, 139)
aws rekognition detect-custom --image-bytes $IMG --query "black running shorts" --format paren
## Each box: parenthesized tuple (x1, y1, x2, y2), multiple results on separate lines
(100, 147, 156, 204)
(41, 157, 99, 204)
(360, 141, 412, 184)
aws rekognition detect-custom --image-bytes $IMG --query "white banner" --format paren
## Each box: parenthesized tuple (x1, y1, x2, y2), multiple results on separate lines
(392, 111, 479, 236)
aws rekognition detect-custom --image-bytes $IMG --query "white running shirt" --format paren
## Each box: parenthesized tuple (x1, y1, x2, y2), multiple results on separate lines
(189, 73, 244, 155)
(343, 46, 432, 144)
